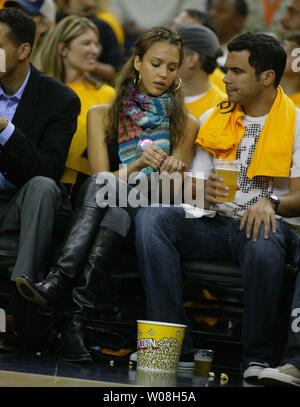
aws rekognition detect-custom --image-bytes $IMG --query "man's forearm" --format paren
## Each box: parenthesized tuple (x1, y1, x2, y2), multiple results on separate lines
(276, 192, 300, 217)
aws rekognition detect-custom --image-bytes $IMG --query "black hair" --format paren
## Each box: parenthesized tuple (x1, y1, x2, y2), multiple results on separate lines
(199, 54, 218, 74)
(0, 8, 36, 50)
(184, 8, 218, 36)
(228, 32, 287, 87)
(234, 0, 248, 18)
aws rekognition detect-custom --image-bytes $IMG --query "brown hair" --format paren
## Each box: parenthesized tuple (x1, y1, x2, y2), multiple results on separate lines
(106, 25, 187, 148)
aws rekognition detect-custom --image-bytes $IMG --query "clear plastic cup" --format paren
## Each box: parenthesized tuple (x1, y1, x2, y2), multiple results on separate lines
(214, 159, 241, 202)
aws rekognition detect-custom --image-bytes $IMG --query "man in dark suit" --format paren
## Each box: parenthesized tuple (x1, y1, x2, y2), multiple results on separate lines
(0, 9, 80, 302)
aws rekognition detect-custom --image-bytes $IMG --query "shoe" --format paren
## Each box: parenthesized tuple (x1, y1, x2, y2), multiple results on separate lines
(0, 339, 22, 352)
(258, 363, 300, 387)
(130, 352, 137, 362)
(16, 273, 61, 310)
(243, 362, 269, 380)
(59, 315, 93, 363)
(0, 315, 23, 352)
(129, 351, 195, 370)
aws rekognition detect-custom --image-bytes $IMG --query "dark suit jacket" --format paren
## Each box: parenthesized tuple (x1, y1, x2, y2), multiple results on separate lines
(0, 65, 81, 188)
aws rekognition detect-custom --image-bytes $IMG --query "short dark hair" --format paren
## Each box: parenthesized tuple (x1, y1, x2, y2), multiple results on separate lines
(199, 54, 219, 74)
(184, 8, 218, 36)
(234, 0, 248, 18)
(0, 8, 36, 50)
(228, 32, 287, 87)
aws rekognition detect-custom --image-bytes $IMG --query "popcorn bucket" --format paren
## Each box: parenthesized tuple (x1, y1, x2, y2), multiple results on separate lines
(135, 369, 177, 387)
(136, 320, 186, 373)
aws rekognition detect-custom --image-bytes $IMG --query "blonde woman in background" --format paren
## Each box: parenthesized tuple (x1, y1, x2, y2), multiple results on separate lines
(39, 15, 115, 205)
(55, 0, 123, 83)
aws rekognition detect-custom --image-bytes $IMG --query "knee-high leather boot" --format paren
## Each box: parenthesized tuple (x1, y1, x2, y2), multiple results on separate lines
(16, 174, 106, 309)
(59, 209, 132, 362)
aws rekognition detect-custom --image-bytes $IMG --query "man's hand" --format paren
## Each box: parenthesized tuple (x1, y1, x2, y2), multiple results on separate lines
(0, 117, 8, 132)
(204, 173, 230, 205)
(239, 197, 276, 242)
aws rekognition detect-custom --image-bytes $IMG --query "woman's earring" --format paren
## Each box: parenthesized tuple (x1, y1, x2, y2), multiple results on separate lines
(173, 78, 182, 92)
(134, 72, 142, 87)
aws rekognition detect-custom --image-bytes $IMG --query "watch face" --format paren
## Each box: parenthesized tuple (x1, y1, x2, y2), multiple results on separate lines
(270, 195, 279, 202)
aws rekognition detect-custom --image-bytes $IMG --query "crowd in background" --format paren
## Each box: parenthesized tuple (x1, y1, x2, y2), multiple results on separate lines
(1, 0, 300, 388)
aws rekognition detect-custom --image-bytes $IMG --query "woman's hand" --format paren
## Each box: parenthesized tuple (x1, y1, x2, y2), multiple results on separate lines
(160, 156, 187, 174)
(138, 145, 167, 170)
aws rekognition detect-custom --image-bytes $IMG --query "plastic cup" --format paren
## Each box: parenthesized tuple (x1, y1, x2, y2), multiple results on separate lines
(136, 320, 186, 373)
(214, 159, 241, 202)
(194, 349, 214, 377)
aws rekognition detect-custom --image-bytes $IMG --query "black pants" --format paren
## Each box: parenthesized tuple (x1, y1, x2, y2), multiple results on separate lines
(0, 176, 61, 282)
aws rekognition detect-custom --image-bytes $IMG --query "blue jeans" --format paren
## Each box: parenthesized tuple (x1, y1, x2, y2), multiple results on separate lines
(134, 206, 300, 368)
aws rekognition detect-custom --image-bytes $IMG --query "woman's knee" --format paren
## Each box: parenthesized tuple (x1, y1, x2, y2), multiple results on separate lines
(101, 207, 131, 237)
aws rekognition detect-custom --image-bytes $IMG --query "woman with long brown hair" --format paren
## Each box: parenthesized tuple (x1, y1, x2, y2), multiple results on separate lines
(16, 25, 199, 363)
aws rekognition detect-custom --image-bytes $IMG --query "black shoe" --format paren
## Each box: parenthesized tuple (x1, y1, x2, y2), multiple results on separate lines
(0, 314, 24, 352)
(16, 272, 63, 309)
(59, 316, 93, 363)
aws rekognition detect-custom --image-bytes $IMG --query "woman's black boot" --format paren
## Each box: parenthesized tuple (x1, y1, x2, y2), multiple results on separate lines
(59, 209, 132, 362)
(16, 174, 105, 309)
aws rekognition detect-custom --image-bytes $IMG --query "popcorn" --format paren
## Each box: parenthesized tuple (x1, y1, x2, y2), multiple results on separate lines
(137, 337, 182, 371)
(220, 373, 229, 385)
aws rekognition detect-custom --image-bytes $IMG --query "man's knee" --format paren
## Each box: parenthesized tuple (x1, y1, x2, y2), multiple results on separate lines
(242, 220, 291, 258)
(20, 177, 61, 211)
(26, 176, 60, 197)
(135, 206, 183, 236)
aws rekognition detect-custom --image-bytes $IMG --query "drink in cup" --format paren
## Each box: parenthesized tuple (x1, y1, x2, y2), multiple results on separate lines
(194, 349, 214, 377)
(214, 159, 240, 202)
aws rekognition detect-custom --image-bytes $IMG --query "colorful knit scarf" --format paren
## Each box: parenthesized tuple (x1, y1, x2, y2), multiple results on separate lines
(118, 83, 174, 176)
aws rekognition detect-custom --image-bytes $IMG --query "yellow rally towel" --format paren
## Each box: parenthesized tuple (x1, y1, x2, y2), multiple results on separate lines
(196, 86, 296, 179)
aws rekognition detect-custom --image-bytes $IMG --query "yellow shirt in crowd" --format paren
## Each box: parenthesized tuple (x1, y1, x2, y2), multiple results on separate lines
(97, 11, 125, 48)
(208, 67, 226, 93)
(61, 81, 115, 184)
(185, 84, 226, 119)
(289, 92, 300, 108)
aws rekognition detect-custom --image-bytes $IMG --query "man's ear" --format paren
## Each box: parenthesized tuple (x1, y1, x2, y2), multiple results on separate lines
(188, 51, 200, 69)
(262, 69, 276, 87)
(134, 55, 142, 72)
(18, 42, 31, 60)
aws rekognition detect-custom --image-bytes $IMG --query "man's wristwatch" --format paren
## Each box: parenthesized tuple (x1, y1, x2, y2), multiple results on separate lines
(266, 194, 280, 212)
